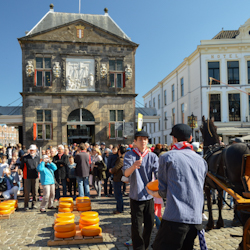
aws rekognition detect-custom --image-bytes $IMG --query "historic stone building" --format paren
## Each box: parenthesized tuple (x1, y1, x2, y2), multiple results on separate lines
(18, 4, 138, 148)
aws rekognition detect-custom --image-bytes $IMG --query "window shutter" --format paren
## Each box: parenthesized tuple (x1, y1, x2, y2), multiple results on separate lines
(123, 72, 126, 88)
(33, 123, 37, 140)
(34, 69, 37, 86)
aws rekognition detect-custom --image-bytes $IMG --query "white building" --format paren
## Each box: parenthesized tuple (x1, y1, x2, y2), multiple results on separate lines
(143, 18, 250, 145)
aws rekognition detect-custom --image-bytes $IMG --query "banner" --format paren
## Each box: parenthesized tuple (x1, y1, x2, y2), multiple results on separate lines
(137, 113, 143, 131)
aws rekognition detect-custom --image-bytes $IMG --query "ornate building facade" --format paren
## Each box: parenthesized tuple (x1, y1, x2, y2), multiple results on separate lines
(18, 4, 138, 148)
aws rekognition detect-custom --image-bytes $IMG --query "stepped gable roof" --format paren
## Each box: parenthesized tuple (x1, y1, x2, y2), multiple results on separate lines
(25, 9, 132, 41)
(0, 106, 22, 116)
(212, 30, 240, 39)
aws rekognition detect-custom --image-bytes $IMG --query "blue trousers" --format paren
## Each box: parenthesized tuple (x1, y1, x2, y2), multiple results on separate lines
(76, 176, 90, 197)
(113, 181, 123, 212)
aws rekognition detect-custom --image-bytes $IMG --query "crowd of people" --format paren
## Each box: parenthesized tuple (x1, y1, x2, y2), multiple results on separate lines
(0, 125, 211, 250)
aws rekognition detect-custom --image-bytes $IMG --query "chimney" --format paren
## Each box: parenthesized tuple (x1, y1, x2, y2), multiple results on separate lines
(104, 8, 108, 15)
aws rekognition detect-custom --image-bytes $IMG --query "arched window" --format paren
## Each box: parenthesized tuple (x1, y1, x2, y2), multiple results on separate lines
(68, 109, 95, 122)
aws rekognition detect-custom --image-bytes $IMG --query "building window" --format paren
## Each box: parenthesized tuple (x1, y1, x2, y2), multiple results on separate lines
(208, 62, 220, 85)
(145, 103, 147, 108)
(109, 110, 124, 138)
(172, 84, 175, 102)
(172, 108, 175, 126)
(35, 110, 52, 140)
(109, 60, 124, 88)
(164, 90, 167, 105)
(158, 94, 160, 109)
(153, 138, 155, 144)
(181, 78, 184, 97)
(181, 103, 185, 123)
(228, 94, 241, 121)
(153, 98, 155, 108)
(164, 112, 167, 129)
(153, 123, 155, 133)
(248, 61, 250, 84)
(149, 100, 151, 108)
(35, 57, 52, 87)
(158, 137, 160, 144)
(227, 61, 239, 84)
(158, 118, 160, 131)
(149, 124, 152, 133)
(209, 94, 221, 121)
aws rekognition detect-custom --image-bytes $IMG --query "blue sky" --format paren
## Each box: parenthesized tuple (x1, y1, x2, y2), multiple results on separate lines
(1, 0, 250, 108)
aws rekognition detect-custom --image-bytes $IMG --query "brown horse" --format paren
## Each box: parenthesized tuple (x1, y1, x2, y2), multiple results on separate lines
(200, 116, 250, 230)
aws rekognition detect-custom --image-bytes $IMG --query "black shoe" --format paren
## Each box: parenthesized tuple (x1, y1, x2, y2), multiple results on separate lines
(212, 199, 216, 204)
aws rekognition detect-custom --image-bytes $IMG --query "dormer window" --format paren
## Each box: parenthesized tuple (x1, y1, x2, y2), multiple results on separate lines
(35, 57, 52, 87)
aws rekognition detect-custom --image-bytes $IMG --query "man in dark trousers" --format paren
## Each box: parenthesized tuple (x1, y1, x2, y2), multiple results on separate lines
(146, 124, 208, 250)
(53, 145, 69, 200)
(123, 131, 159, 250)
(21, 144, 40, 211)
(74, 143, 91, 197)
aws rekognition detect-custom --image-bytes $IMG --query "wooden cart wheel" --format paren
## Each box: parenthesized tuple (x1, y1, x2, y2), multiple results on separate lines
(243, 217, 250, 250)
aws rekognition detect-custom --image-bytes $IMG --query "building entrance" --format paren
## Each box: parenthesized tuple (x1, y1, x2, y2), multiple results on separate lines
(67, 109, 95, 144)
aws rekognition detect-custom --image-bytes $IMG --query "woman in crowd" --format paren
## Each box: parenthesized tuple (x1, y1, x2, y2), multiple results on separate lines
(0, 167, 19, 200)
(67, 155, 76, 198)
(37, 155, 57, 212)
(92, 147, 103, 198)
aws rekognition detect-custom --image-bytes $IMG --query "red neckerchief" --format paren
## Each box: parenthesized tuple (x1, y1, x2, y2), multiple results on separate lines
(58, 153, 63, 159)
(132, 148, 149, 158)
(171, 141, 193, 150)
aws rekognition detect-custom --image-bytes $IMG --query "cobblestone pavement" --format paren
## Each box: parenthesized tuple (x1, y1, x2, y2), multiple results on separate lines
(0, 195, 243, 250)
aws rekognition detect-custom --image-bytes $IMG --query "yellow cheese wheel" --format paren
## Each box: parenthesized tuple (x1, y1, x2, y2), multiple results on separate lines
(77, 206, 91, 212)
(59, 202, 74, 208)
(54, 223, 75, 232)
(55, 229, 76, 238)
(58, 207, 73, 212)
(59, 197, 73, 203)
(55, 217, 74, 224)
(146, 179, 159, 191)
(0, 204, 11, 210)
(80, 211, 99, 219)
(81, 225, 102, 237)
(76, 200, 91, 208)
(56, 213, 75, 219)
(2, 200, 17, 205)
(79, 217, 99, 226)
(0, 209, 12, 215)
(79, 223, 99, 229)
(76, 197, 90, 203)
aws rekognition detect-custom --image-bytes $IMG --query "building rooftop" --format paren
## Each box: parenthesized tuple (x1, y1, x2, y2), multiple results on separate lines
(23, 5, 131, 41)
(0, 106, 22, 116)
(212, 30, 240, 39)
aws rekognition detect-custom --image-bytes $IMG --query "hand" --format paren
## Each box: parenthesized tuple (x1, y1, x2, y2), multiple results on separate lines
(60, 164, 63, 167)
(109, 169, 112, 173)
(133, 159, 142, 170)
(145, 186, 153, 196)
(67, 178, 70, 182)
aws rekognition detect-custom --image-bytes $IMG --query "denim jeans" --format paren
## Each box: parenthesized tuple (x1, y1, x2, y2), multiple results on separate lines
(113, 181, 123, 212)
(93, 175, 102, 197)
(55, 178, 67, 200)
(76, 176, 90, 197)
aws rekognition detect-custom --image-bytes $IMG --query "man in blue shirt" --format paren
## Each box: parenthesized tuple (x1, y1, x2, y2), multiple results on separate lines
(123, 131, 159, 250)
(146, 124, 208, 250)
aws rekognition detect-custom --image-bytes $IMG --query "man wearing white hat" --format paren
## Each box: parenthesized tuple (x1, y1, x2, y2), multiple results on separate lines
(21, 144, 40, 211)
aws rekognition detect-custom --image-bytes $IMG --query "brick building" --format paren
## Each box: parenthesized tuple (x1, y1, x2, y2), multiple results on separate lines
(18, 4, 138, 148)
(0, 125, 19, 147)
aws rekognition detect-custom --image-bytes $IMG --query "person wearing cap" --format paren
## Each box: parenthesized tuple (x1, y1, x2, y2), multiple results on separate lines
(100, 142, 106, 155)
(20, 144, 40, 211)
(37, 155, 57, 212)
(230, 137, 244, 144)
(146, 124, 208, 250)
(122, 130, 159, 250)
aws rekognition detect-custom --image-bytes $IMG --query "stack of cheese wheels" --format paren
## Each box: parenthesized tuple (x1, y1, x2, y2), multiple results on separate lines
(58, 197, 74, 212)
(54, 213, 76, 238)
(80, 211, 102, 237)
(2, 199, 18, 209)
(0, 200, 16, 215)
(76, 196, 91, 212)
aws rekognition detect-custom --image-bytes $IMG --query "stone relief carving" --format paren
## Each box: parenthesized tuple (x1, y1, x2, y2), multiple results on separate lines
(100, 64, 107, 78)
(26, 61, 34, 77)
(125, 64, 132, 80)
(66, 58, 95, 91)
(53, 62, 61, 78)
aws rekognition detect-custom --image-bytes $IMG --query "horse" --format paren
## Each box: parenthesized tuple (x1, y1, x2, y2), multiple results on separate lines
(200, 116, 250, 231)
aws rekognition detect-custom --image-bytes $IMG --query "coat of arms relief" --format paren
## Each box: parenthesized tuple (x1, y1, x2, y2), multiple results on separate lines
(26, 61, 34, 77)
